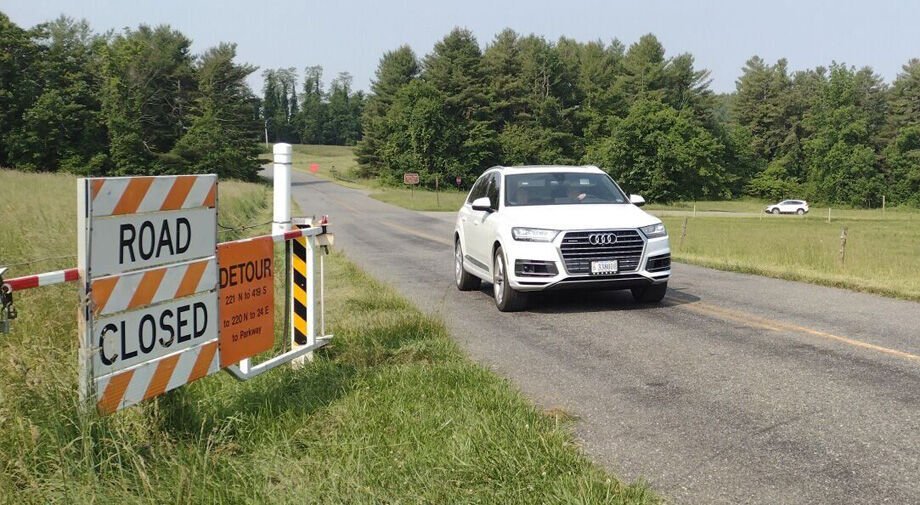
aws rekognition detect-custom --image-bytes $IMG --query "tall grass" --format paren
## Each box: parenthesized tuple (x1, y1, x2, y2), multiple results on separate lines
(0, 170, 654, 503)
(663, 213, 920, 300)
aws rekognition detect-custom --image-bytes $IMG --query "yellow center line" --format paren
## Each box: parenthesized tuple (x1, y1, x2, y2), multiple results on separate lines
(667, 296, 920, 363)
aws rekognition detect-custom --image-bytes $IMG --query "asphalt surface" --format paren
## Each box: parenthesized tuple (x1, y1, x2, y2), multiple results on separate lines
(270, 168, 920, 505)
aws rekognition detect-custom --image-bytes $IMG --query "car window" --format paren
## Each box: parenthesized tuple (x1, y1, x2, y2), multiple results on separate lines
(505, 172, 628, 207)
(486, 173, 501, 209)
(467, 174, 489, 204)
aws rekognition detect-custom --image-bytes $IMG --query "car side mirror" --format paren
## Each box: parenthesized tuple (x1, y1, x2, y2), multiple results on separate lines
(471, 197, 492, 212)
(629, 194, 646, 207)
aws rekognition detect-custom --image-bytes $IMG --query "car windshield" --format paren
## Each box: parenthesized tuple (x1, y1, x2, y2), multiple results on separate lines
(504, 172, 628, 207)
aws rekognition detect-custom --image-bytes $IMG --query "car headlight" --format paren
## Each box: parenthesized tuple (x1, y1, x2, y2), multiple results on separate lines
(640, 223, 667, 238)
(511, 227, 559, 242)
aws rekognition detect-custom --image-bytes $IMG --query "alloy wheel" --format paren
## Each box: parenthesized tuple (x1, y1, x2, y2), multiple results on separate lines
(493, 253, 504, 305)
(455, 242, 463, 285)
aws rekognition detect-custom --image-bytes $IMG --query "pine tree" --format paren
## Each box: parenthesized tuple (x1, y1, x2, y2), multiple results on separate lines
(300, 65, 326, 144)
(355, 46, 419, 172)
(885, 59, 920, 138)
(172, 43, 260, 179)
(421, 28, 496, 175)
(100, 24, 195, 174)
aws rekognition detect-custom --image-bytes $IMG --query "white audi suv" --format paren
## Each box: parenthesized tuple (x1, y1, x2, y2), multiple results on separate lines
(454, 165, 671, 311)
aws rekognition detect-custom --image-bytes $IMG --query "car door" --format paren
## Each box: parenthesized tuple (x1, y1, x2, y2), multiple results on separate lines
(779, 200, 793, 213)
(466, 173, 499, 272)
(460, 174, 491, 273)
(477, 172, 502, 269)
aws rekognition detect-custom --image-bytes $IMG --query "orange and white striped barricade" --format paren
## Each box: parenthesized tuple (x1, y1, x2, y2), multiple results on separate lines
(78, 174, 220, 414)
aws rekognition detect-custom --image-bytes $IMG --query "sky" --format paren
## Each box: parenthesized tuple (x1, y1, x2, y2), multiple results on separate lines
(3, 0, 918, 95)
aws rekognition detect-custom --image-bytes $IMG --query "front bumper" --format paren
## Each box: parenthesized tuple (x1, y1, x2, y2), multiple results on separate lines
(505, 232, 670, 292)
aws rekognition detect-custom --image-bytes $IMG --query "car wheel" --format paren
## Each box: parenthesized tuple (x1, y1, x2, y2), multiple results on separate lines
(455, 239, 480, 291)
(631, 282, 668, 304)
(493, 246, 527, 312)
(796, 208, 805, 215)
(771, 208, 780, 215)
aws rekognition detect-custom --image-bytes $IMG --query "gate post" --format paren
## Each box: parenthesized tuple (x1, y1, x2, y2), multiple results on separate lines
(272, 143, 292, 235)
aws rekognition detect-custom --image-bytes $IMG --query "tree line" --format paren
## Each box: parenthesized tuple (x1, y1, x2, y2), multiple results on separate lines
(0, 11, 368, 179)
(0, 13, 263, 179)
(3, 12, 918, 206)
(261, 67, 365, 145)
(356, 28, 920, 206)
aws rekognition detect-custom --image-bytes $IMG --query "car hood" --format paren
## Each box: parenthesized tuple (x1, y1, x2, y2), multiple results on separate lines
(500, 204, 660, 230)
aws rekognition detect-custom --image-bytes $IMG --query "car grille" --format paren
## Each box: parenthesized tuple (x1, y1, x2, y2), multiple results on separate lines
(559, 230, 645, 275)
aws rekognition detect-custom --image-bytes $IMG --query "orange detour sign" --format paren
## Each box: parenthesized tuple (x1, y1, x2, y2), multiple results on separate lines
(217, 236, 274, 367)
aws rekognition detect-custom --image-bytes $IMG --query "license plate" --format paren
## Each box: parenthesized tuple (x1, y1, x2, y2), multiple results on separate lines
(591, 260, 618, 275)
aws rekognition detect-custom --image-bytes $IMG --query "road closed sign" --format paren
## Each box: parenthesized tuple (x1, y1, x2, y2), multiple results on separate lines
(217, 236, 274, 367)
(89, 208, 216, 277)
(78, 175, 221, 414)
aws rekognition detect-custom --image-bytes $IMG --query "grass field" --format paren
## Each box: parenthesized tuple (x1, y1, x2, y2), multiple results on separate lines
(662, 212, 920, 300)
(0, 169, 655, 503)
(646, 198, 920, 221)
(280, 144, 467, 211)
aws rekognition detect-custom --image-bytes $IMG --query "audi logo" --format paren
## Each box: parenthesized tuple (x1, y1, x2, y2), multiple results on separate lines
(588, 233, 617, 245)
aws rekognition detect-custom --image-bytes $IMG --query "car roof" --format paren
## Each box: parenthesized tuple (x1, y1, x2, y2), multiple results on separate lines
(485, 165, 606, 176)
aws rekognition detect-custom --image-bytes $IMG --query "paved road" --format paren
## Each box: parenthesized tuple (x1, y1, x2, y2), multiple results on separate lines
(271, 168, 920, 505)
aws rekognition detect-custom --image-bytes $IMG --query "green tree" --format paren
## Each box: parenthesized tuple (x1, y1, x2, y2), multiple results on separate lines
(171, 43, 260, 179)
(732, 57, 793, 160)
(300, 65, 327, 144)
(886, 59, 920, 134)
(585, 99, 725, 201)
(355, 45, 419, 173)
(883, 60, 920, 204)
(4, 16, 107, 173)
(885, 125, 920, 205)
(101, 24, 195, 174)
(261, 67, 299, 143)
(324, 72, 364, 145)
(0, 12, 40, 167)
(483, 31, 580, 164)
(803, 63, 887, 206)
(420, 28, 497, 181)
(565, 38, 625, 142)
(377, 80, 460, 184)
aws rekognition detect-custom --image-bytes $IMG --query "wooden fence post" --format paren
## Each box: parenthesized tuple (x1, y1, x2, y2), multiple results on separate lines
(679, 216, 688, 249)
(839, 226, 848, 265)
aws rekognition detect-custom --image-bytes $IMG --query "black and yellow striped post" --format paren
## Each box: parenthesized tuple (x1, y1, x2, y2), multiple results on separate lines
(291, 222, 314, 365)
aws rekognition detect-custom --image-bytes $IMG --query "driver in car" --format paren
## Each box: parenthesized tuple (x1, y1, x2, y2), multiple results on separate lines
(566, 184, 587, 202)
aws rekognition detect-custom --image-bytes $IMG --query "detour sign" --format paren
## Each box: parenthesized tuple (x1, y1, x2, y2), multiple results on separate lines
(218, 236, 274, 367)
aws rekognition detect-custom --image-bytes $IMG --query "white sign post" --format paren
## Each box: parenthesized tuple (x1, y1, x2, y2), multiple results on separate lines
(77, 175, 220, 414)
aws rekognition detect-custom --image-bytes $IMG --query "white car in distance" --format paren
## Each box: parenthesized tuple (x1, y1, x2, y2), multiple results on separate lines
(765, 200, 809, 215)
(454, 165, 671, 312)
